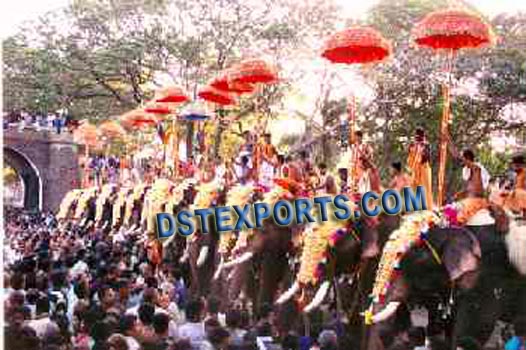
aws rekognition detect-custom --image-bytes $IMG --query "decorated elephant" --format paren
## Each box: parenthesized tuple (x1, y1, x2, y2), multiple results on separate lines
(57, 188, 84, 222)
(182, 179, 228, 298)
(123, 183, 150, 229)
(364, 207, 526, 350)
(95, 183, 119, 230)
(73, 186, 99, 227)
(112, 187, 133, 229)
(214, 182, 313, 317)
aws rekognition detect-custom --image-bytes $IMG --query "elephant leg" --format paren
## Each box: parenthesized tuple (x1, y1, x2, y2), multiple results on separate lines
(456, 287, 501, 346)
(257, 253, 287, 315)
(227, 261, 251, 303)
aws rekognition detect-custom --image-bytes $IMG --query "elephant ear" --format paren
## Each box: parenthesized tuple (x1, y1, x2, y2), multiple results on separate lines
(442, 228, 481, 282)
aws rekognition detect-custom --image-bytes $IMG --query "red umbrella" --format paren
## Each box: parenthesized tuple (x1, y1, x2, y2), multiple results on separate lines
(413, 9, 493, 50)
(322, 27, 391, 64)
(228, 59, 278, 85)
(321, 26, 391, 194)
(412, 9, 493, 205)
(198, 86, 236, 106)
(120, 109, 160, 128)
(154, 86, 190, 103)
(144, 102, 173, 115)
(210, 74, 255, 94)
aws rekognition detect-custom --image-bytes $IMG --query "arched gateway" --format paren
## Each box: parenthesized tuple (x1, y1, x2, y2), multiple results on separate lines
(3, 129, 81, 211)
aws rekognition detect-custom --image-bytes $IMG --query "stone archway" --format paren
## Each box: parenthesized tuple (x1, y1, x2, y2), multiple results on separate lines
(4, 147, 42, 210)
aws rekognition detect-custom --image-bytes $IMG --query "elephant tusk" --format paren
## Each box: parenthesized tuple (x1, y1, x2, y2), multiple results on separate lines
(276, 281, 300, 304)
(213, 258, 224, 280)
(102, 221, 108, 230)
(303, 281, 331, 313)
(371, 302, 401, 324)
(223, 252, 254, 269)
(197, 246, 209, 267)
(179, 250, 189, 264)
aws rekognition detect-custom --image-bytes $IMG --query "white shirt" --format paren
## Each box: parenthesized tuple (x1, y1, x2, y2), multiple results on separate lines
(177, 322, 206, 349)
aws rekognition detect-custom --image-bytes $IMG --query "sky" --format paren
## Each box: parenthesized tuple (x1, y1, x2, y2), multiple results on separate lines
(2, 0, 526, 38)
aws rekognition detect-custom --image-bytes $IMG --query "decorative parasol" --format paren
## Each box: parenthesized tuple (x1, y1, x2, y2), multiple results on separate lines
(198, 86, 236, 106)
(120, 109, 161, 128)
(322, 27, 392, 64)
(228, 59, 278, 85)
(144, 102, 173, 115)
(154, 86, 190, 103)
(321, 26, 391, 193)
(98, 120, 126, 140)
(210, 73, 255, 95)
(412, 9, 493, 205)
(73, 121, 98, 147)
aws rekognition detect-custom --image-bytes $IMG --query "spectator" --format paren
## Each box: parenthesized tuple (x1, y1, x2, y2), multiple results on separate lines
(177, 298, 206, 350)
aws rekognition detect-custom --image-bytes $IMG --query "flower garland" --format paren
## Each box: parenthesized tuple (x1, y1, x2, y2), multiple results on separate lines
(219, 184, 257, 254)
(371, 210, 440, 303)
(75, 187, 98, 219)
(297, 197, 359, 286)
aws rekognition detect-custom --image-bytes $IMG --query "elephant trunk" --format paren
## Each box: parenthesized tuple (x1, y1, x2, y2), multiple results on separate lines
(303, 281, 331, 313)
(223, 252, 254, 269)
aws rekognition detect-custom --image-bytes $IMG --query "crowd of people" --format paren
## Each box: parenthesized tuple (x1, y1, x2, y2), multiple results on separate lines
(5, 206, 526, 350)
(4, 207, 353, 350)
(3, 111, 73, 134)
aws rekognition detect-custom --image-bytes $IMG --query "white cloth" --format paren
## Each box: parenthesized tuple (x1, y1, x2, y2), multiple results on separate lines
(26, 318, 59, 338)
(125, 336, 141, 350)
(177, 322, 206, 350)
(463, 163, 490, 190)
(259, 161, 275, 187)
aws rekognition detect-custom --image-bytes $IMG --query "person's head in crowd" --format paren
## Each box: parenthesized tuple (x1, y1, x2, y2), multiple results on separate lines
(318, 329, 338, 350)
(205, 317, 221, 336)
(142, 287, 159, 305)
(119, 314, 140, 338)
(91, 319, 117, 345)
(226, 309, 242, 330)
(138, 303, 155, 327)
(10, 272, 24, 291)
(264, 133, 272, 144)
(208, 326, 231, 350)
(8, 290, 26, 309)
(173, 339, 192, 350)
(106, 333, 129, 350)
(19, 326, 40, 350)
(9, 305, 30, 328)
(511, 155, 526, 173)
(282, 332, 300, 350)
(355, 130, 363, 144)
(457, 337, 481, 350)
(185, 298, 205, 323)
(206, 296, 221, 317)
(36, 295, 50, 316)
(390, 161, 403, 176)
(415, 128, 426, 142)
(462, 149, 475, 167)
(408, 327, 426, 348)
(98, 285, 117, 310)
(152, 312, 170, 337)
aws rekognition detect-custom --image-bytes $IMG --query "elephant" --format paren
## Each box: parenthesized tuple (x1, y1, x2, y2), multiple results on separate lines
(274, 212, 400, 316)
(73, 187, 99, 227)
(57, 189, 83, 222)
(183, 180, 229, 298)
(95, 184, 119, 231)
(112, 187, 134, 229)
(364, 207, 526, 350)
(123, 183, 150, 229)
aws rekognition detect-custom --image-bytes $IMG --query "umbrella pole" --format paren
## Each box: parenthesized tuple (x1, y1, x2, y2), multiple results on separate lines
(348, 94, 357, 193)
(437, 50, 454, 206)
